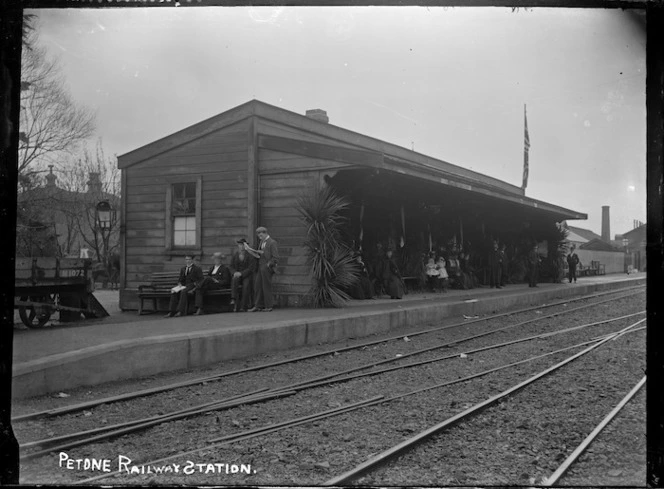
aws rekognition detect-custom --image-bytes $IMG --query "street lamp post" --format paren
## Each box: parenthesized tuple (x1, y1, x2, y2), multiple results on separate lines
(95, 201, 116, 284)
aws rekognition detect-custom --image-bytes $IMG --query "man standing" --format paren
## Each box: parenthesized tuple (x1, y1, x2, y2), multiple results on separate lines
(499, 244, 509, 287)
(488, 241, 503, 289)
(194, 252, 231, 315)
(230, 238, 257, 312)
(566, 245, 580, 284)
(165, 254, 203, 318)
(245, 227, 279, 312)
(527, 244, 541, 288)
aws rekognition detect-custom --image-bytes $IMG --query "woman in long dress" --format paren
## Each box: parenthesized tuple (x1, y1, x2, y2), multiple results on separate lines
(348, 253, 375, 300)
(382, 249, 405, 299)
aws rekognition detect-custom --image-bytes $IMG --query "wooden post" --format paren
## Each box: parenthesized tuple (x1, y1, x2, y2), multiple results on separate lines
(247, 116, 258, 241)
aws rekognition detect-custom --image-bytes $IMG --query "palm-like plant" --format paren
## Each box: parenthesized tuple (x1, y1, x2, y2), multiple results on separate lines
(296, 185, 359, 308)
(544, 223, 570, 283)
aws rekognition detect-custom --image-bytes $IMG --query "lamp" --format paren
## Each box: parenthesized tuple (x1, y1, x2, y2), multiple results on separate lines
(96, 200, 114, 230)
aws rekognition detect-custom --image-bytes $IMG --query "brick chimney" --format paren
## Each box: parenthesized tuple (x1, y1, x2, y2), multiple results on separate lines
(87, 172, 103, 194)
(305, 109, 329, 124)
(601, 205, 610, 242)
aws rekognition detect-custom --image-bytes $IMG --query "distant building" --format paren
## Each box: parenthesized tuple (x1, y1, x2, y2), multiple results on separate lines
(617, 222, 646, 272)
(565, 225, 602, 247)
(16, 166, 119, 259)
(562, 210, 624, 274)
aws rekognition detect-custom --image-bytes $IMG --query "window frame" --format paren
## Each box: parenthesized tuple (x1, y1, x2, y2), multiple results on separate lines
(165, 176, 202, 254)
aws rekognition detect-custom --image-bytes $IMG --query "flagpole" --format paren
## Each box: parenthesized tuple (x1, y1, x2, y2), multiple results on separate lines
(522, 104, 530, 192)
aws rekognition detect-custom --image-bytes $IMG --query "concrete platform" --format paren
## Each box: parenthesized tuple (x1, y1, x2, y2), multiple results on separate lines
(11, 273, 645, 399)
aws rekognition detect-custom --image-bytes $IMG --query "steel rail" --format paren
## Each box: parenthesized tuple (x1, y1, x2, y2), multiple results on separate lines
(20, 390, 297, 461)
(20, 387, 271, 450)
(19, 307, 645, 461)
(592, 325, 646, 340)
(541, 375, 646, 486)
(19, 310, 645, 456)
(75, 395, 386, 485)
(12, 285, 643, 423)
(276, 305, 645, 393)
(286, 311, 645, 392)
(323, 318, 645, 486)
(74, 333, 614, 485)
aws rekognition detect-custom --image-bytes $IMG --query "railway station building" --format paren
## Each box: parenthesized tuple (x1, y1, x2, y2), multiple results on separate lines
(117, 100, 586, 310)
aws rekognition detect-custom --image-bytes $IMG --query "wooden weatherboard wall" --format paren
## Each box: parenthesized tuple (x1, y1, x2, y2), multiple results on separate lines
(119, 119, 250, 310)
(255, 118, 361, 306)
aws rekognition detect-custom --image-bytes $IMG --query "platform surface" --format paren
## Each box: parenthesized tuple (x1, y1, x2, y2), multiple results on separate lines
(11, 273, 645, 399)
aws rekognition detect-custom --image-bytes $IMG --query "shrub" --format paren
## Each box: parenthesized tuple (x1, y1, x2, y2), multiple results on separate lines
(296, 186, 359, 308)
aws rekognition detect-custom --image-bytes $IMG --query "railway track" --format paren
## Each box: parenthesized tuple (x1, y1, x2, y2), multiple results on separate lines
(16, 287, 646, 485)
(13, 285, 643, 424)
(541, 375, 646, 486)
(21, 310, 644, 460)
(69, 317, 644, 485)
(323, 330, 646, 487)
(17, 292, 644, 457)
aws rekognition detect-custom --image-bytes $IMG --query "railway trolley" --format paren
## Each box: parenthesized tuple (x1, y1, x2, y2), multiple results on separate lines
(14, 257, 109, 328)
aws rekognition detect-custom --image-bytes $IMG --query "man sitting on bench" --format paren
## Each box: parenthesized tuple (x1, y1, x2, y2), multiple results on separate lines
(164, 254, 204, 318)
(194, 252, 232, 316)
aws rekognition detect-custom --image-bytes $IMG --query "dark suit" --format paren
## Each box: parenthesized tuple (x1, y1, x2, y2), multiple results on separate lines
(567, 253, 580, 283)
(528, 250, 540, 287)
(230, 251, 257, 310)
(488, 249, 502, 288)
(382, 256, 404, 299)
(254, 236, 279, 309)
(499, 250, 509, 286)
(369, 253, 386, 296)
(169, 264, 204, 314)
(195, 264, 231, 309)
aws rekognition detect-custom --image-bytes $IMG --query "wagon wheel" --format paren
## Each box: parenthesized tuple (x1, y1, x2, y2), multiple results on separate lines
(18, 294, 55, 328)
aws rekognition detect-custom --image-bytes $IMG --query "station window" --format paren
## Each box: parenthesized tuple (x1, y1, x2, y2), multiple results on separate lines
(172, 182, 197, 247)
(166, 178, 201, 252)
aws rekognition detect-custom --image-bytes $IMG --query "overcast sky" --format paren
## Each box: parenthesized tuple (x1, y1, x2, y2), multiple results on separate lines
(29, 6, 646, 236)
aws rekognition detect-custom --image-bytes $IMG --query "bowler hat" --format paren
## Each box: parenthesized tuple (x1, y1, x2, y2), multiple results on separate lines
(236, 238, 248, 244)
(212, 252, 224, 259)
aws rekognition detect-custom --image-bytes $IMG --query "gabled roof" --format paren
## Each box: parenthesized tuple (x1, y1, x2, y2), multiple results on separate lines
(567, 225, 602, 243)
(17, 186, 117, 204)
(621, 223, 646, 239)
(579, 238, 622, 252)
(118, 99, 587, 221)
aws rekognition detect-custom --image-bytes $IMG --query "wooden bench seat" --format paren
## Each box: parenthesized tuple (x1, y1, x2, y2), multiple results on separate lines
(137, 271, 232, 315)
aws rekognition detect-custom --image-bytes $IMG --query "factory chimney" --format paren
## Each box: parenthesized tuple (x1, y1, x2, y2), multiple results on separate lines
(601, 206, 610, 242)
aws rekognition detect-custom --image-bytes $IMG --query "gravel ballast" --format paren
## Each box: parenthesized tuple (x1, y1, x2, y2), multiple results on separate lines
(15, 289, 646, 485)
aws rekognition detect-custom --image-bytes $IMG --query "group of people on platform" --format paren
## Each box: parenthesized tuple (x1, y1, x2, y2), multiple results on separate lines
(348, 238, 555, 300)
(164, 226, 279, 317)
(347, 246, 405, 300)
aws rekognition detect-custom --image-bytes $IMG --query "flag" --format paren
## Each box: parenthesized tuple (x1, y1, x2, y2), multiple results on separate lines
(522, 104, 530, 190)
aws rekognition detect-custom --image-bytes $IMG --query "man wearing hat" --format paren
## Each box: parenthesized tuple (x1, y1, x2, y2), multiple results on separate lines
(243, 226, 279, 312)
(165, 254, 204, 318)
(566, 245, 581, 283)
(230, 238, 257, 312)
(193, 252, 231, 315)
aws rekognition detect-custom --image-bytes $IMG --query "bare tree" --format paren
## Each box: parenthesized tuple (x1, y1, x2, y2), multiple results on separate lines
(57, 140, 121, 272)
(19, 30, 96, 182)
(15, 140, 121, 270)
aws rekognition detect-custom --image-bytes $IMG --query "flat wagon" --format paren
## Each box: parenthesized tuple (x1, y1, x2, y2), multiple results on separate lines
(14, 257, 109, 328)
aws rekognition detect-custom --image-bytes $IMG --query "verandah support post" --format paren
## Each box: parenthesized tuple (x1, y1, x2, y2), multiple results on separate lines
(247, 116, 258, 243)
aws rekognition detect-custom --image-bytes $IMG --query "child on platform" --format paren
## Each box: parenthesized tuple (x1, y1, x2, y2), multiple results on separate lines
(436, 256, 449, 293)
(425, 255, 439, 292)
